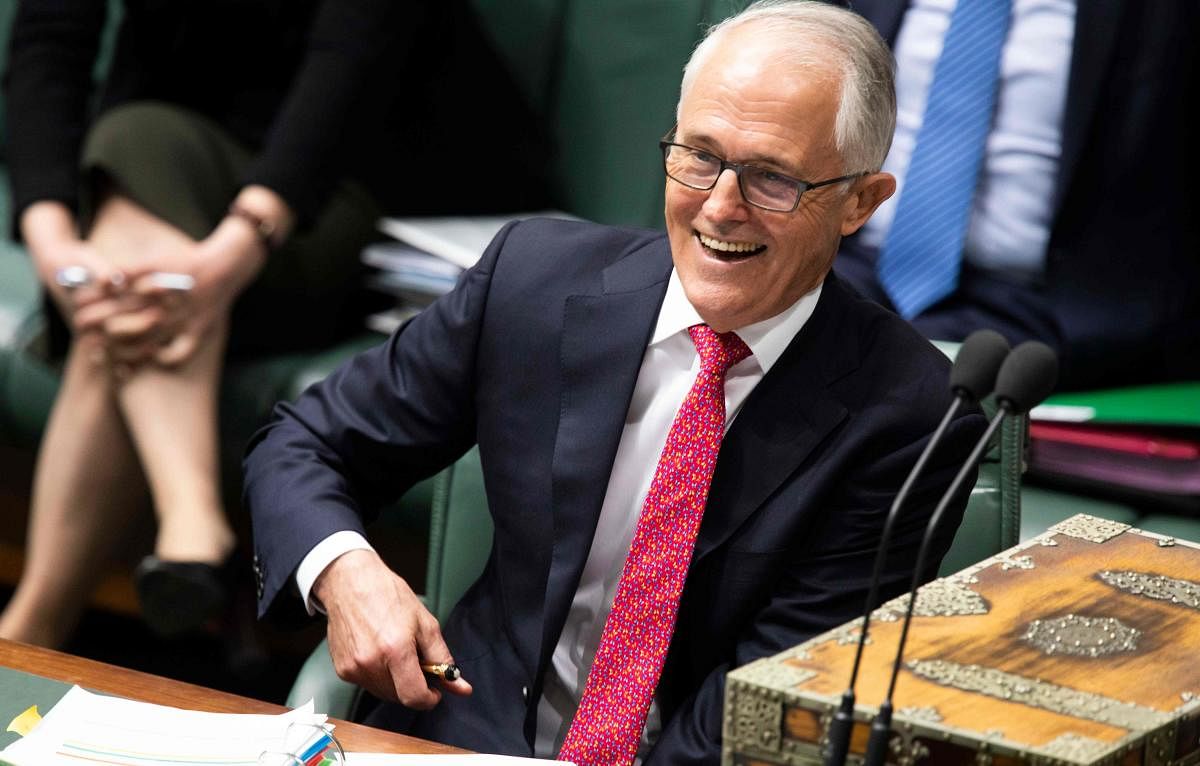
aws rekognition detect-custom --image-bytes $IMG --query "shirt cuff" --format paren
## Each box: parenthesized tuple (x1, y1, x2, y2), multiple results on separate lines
(296, 531, 375, 616)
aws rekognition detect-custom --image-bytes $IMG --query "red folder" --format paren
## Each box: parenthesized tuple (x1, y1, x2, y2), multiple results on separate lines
(1028, 422, 1200, 499)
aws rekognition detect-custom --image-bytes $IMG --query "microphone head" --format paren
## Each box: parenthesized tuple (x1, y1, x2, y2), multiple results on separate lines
(994, 341, 1059, 414)
(949, 329, 1011, 402)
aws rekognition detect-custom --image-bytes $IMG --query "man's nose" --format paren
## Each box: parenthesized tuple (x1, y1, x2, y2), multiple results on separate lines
(701, 168, 749, 219)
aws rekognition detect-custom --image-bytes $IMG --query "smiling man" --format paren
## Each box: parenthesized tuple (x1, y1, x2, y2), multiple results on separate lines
(244, 1, 985, 763)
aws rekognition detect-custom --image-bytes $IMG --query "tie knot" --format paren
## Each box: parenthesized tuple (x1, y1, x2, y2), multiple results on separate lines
(688, 324, 751, 374)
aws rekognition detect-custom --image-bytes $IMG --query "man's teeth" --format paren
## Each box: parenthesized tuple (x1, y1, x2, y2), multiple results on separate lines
(698, 233, 762, 253)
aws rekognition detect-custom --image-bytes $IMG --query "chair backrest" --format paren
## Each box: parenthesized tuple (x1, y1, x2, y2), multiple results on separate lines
(470, 0, 750, 228)
(285, 447, 491, 717)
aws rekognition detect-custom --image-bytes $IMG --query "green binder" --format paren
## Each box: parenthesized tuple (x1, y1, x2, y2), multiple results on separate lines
(0, 666, 71, 751)
(1036, 382, 1200, 427)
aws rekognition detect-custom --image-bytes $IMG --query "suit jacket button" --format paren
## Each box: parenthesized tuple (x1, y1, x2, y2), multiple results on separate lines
(252, 554, 265, 598)
(521, 685, 529, 702)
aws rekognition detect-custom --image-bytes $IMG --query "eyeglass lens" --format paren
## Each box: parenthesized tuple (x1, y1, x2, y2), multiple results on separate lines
(663, 144, 801, 211)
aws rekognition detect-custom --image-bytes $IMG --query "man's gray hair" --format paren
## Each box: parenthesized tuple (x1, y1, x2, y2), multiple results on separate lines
(678, 0, 897, 175)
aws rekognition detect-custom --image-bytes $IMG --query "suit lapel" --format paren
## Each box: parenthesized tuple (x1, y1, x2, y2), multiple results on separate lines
(695, 277, 858, 560)
(1055, 0, 1124, 215)
(540, 237, 673, 658)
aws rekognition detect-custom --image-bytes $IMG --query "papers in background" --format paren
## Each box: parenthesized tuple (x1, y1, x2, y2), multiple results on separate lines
(1027, 382, 1200, 506)
(377, 211, 576, 270)
(364, 211, 578, 333)
(0, 686, 327, 765)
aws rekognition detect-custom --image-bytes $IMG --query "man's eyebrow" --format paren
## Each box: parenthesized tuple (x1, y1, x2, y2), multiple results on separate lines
(679, 131, 803, 176)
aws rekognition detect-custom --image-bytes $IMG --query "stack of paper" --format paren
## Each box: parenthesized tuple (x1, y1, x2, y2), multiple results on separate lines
(1028, 381, 1200, 508)
(0, 686, 330, 766)
(362, 211, 577, 334)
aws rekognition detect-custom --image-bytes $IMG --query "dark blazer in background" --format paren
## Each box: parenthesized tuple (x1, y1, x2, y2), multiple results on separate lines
(244, 218, 984, 762)
(839, 0, 1200, 390)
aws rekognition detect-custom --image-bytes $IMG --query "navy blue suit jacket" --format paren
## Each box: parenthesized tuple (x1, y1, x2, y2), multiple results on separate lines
(244, 218, 984, 761)
(839, 0, 1200, 390)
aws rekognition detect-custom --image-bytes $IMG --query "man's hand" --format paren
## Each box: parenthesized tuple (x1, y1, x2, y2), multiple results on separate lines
(314, 549, 473, 709)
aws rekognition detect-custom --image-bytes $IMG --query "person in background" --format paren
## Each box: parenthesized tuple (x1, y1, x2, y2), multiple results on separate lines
(836, 0, 1200, 391)
(244, 1, 984, 761)
(0, 0, 546, 647)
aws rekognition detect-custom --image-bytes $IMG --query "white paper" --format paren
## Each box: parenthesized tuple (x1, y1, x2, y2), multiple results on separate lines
(0, 687, 571, 766)
(361, 243, 465, 278)
(0, 686, 328, 766)
(377, 211, 578, 270)
(1029, 404, 1096, 422)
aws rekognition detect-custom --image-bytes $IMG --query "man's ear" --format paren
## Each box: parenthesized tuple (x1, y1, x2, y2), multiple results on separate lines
(840, 172, 896, 236)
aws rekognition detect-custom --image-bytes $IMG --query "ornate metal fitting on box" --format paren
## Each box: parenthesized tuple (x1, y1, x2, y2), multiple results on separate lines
(727, 678, 784, 753)
(887, 730, 930, 766)
(1099, 570, 1200, 611)
(1036, 733, 1112, 762)
(998, 554, 1035, 571)
(734, 657, 816, 691)
(906, 659, 1171, 730)
(1022, 613, 1141, 657)
(897, 706, 943, 724)
(881, 576, 990, 618)
(1050, 515, 1130, 543)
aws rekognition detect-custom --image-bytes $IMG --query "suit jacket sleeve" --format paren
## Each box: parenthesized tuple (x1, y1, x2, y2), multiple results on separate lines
(243, 221, 519, 622)
(647, 408, 983, 763)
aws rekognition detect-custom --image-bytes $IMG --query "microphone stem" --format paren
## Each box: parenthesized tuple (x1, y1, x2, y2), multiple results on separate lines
(847, 396, 964, 688)
(884, 403, 1009, 702)
(825, 397, 966, 766)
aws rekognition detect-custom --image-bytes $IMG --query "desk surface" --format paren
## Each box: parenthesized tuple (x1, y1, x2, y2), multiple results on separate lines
(0, 638, 466, 754)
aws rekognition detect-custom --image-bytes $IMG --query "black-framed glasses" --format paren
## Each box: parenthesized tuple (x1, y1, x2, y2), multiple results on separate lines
(660, 139, 867, 213)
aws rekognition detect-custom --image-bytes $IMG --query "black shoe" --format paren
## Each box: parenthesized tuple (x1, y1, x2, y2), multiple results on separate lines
(133, 555, 232, 638)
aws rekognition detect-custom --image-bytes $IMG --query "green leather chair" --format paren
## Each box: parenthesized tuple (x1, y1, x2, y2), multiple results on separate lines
(931, 341, 1025, 576)
(286, 342, 1026, 719)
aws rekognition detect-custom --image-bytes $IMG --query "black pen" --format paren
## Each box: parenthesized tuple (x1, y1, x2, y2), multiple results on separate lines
(421, 662, 462, 681)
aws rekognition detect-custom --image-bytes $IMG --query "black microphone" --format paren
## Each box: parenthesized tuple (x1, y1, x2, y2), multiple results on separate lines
(861, 341, 1058, 766)
(822, 330, 1009, 766)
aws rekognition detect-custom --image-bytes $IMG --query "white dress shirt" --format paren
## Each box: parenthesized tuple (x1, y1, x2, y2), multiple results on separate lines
(296, 268, 821, 758)
(533, 271, 819, 757)
(859, 0, 1075, 283)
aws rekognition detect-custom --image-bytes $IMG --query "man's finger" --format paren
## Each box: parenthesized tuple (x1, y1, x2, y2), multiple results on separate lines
(409, 615, 472, 701)
(421, 663, 473, 697)
(387, 651, 444, 710)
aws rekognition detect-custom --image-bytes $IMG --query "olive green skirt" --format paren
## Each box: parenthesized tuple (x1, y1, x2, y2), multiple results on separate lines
(49, 100, 384, 358)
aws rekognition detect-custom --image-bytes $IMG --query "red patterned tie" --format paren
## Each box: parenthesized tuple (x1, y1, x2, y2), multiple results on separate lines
(558, 324, 751, 766)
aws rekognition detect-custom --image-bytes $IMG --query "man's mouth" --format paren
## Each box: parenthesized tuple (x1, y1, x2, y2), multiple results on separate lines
(697, 232, 766, 258)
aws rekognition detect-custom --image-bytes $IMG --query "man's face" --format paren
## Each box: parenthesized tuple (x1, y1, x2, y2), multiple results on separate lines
(666, 33, 873, 332)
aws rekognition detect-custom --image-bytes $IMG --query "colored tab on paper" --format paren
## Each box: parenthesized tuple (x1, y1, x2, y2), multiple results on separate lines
(5, 705, 41, 737)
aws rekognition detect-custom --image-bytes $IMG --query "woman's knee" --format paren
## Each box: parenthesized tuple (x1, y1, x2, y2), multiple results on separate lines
(82, 102, 247, 239)
(85, 102, 213, 172)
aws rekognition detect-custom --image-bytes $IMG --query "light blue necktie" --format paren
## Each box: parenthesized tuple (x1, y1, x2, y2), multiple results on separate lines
(878, 0, 1012, 319)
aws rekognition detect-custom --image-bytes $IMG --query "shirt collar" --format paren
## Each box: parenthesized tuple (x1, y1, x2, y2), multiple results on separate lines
(651, 268, 822, 375)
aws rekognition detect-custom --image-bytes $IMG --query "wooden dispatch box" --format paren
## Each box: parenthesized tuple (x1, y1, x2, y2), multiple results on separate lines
(723, 514, 1200, 766)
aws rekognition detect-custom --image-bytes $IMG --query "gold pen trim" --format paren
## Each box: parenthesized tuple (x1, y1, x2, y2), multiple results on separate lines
(420, 662, 461, 681)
